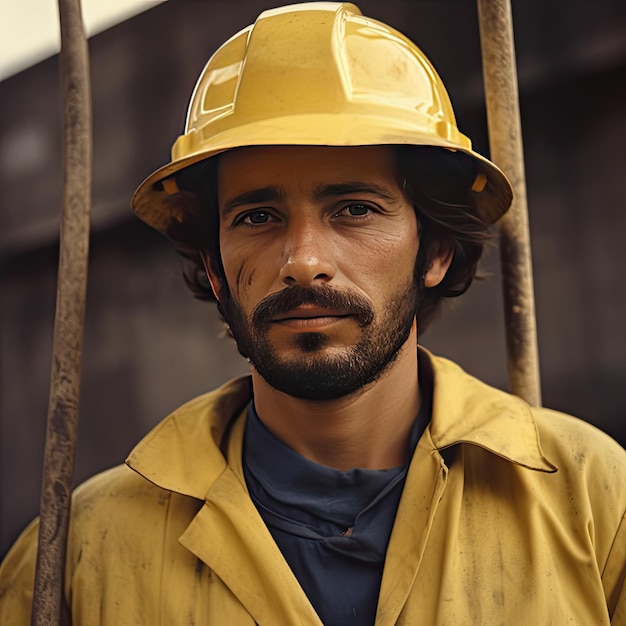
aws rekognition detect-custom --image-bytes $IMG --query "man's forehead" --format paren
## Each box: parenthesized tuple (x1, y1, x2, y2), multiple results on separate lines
(216, 146, 404, 215)
(216, 145, 401, 198)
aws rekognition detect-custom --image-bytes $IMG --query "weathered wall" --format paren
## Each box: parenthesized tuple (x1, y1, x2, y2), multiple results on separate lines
(2, 0, 625, 558)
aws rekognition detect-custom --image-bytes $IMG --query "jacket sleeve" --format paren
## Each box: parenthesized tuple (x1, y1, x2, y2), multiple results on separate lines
(605, 511, 626, 623)
(0, 519, 38, 625)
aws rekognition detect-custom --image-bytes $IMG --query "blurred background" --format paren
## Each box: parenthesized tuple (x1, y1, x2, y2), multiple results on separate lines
(1, 0, 625, 559)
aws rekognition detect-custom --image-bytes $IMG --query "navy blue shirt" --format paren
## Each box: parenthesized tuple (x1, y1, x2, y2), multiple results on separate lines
(243, 391, 430, 626)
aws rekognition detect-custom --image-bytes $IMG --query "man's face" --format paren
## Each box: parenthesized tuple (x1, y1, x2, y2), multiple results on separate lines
(213, 145, 420, 400)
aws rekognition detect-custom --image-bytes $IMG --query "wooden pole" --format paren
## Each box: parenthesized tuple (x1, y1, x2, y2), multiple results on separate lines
(31, 0, 92, 622)
(477, 0, 542, 406)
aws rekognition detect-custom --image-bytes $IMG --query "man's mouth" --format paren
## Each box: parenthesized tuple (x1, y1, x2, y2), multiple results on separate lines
(270, 306, 351, 328)
(251, 285, 375, 330)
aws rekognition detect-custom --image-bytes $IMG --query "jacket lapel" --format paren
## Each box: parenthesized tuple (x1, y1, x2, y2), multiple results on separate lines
(178, 415, 323, 626)
(375, 428, 448, 625)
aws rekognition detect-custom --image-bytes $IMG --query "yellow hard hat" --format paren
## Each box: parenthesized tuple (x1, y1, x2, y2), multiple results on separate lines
(132, 2, 512, 232)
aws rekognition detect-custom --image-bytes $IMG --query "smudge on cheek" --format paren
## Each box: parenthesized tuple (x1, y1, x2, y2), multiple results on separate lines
(235, 266, 256, 295)
(247, 268, 256, 287)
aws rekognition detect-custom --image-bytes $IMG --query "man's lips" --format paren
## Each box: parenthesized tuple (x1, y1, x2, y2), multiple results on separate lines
(270, 306, 351, 328)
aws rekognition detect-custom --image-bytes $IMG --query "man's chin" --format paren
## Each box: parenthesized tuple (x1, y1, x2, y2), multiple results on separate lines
(270, 334, 357, 358)
(250, 350, 383, 401)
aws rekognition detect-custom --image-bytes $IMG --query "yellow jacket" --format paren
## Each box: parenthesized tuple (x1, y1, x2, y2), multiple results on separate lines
(1, 354, 625, 625)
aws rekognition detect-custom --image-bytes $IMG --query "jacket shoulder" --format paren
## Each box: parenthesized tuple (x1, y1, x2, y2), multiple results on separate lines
(0, 465, 202, 625)
(531, 406, 626, 475)
(0, 465, 161, 624)
(67, 464, 202, 556)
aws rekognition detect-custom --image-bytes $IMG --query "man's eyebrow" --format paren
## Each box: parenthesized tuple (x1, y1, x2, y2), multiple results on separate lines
(313, 182, 399, 203)
(221, 186, 284, 216)
(221, 182, 399, 216)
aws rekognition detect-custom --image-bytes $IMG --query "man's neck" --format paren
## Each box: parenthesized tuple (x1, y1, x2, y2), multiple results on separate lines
(250, 329, 420, 472)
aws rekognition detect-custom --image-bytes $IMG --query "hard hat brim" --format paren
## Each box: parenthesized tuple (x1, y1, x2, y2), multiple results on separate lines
(132, 114, 513, 233)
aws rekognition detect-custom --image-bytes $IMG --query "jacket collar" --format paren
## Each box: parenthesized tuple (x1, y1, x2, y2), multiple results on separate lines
(422, 350, 556, 472)
(126, 375, 253, 499)
(126, 350, 556, 498)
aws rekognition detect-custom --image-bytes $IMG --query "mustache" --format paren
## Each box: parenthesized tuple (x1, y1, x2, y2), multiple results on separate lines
(251, 285, 375, 328)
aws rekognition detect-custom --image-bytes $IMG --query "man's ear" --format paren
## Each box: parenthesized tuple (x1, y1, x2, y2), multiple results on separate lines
(200, 251, 224, 302)
(424, 249, 453, 288)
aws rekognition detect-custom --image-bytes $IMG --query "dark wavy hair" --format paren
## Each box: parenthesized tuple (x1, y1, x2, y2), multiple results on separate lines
(164, 146, 491, 333)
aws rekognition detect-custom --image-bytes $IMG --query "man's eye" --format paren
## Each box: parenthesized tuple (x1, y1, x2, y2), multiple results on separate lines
(239, 211, 272, 225)
(339, 203, 372, 217)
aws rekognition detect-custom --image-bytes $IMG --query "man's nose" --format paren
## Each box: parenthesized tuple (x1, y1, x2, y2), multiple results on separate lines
(278, 219, 336, 287)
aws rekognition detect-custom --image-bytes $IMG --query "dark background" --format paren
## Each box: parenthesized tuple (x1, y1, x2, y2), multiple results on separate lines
(2, 0, 625, 558)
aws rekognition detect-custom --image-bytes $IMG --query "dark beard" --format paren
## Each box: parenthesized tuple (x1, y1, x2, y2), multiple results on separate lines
(220, 279, 419, 401)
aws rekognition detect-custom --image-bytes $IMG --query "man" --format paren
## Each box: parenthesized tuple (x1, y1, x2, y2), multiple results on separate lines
(1, 3, 625, 624)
